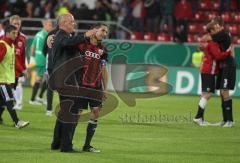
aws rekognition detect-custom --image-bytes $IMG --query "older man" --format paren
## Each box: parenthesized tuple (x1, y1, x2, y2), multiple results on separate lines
(50, 13, 96, 152)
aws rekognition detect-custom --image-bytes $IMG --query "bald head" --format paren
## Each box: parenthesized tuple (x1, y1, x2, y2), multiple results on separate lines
(58, 13, 76, 33)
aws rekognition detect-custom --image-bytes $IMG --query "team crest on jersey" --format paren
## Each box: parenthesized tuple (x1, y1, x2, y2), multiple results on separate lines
(98, 49, 103, 55)
(18, 41, 23, 47)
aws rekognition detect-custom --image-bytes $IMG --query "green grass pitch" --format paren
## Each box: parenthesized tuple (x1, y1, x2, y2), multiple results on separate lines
(0, 87, 239, 163)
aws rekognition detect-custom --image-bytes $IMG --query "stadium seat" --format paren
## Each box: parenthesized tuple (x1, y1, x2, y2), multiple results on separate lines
(194, 11, 206, 21)
(130, 32, 143, 40)
(213, 2, 219, 10)
(144, 32, 156, 41)
(187, 34, 196, 43)
(207, 12, 218, 21)
(203, 25, 207, 32)
(189, 23, 202, 33)
(199, 1, 212, 10)
(197, 35, 202, 42)
(221, 12, 232, 22)
(229, 25, 238, 35)
(157, 33, 171, 42)
(233, 12, 240, 22)
(237, 38, 240, 44)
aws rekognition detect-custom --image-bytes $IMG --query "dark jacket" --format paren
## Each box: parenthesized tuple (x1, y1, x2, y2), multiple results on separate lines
(212, 30, 236, 67)
(43, 27, 59, 74)
(50, 29, 85, 89)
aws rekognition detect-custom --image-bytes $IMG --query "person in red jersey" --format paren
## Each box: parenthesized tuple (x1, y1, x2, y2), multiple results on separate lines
(0, 24, 29, 128)
(193, 23, 233, 126)
(0, 15, 27, 110)
(10, 15, 27, 110)
(77, 23, 108, 153)
(0, 15, 27, 124)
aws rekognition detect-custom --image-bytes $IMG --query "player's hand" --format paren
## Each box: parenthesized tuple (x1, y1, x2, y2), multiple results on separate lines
(85, 29, 97, 38)
(227, 45, 233, 56)
(47, 34, 54, 48)
(28, 56, 36, 69)
(22, 70, 29, 78)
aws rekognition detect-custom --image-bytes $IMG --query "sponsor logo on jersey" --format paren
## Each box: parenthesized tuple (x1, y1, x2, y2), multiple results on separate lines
(98, 49, 103, 55)
(85, 50, 101, 59)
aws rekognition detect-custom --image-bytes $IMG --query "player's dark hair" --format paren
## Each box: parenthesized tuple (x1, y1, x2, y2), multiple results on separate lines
(212, 16, 224, 27)
(5, 24, 17, 33)
(91, 23, 107, 29)
(206, 22, 215, 33)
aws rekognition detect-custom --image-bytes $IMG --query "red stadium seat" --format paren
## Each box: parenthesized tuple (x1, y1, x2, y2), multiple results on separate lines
(221, 12, 232, 22)
(229, 25, 238, 35)
(197, 35, 202, 42)
(130, 32, 143, 40)
(187, 34, 196, 43)
(207, 12, 218, 21)
(157, 33, 171, 42)
(203, 25, 207, 32)
(199, 1, 212, 10)
(233, 12, 240, 22)
(189, 23, 202, 33)
(144, 32, 156, 41)
(213, 2, 219, 10)
(194, 11, 206, 21)
(237, 38, 240, 44)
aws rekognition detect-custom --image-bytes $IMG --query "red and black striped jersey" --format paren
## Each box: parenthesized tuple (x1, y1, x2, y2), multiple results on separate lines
(78, 39, 108, 89)
(200, 40, 230, 75)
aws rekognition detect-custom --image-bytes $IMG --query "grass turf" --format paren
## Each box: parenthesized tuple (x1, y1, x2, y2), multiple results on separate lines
(0, 87, 239, 163)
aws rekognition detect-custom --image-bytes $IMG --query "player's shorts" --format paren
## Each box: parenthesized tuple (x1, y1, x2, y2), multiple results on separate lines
(201, 73, 216, 93)
(13, 76, 26, 89)
(78, 97, 102, 110)
(216, 66, 236, 90)
(36, 66, 46, 77)
(0, 85, 14, 105)
(58, 95, 83, 114)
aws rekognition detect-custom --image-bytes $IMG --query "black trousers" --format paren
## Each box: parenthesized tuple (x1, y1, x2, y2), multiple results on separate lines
(51, 95, 80, 151)
(46, 71, 54, 111)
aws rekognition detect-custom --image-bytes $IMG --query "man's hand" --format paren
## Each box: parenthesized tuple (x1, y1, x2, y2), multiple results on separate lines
(28, 56, 36, 69)
(227, 45, 233, 56)
(85, 29, 97, 38)
(47, 34, 55, 48)
(22, 70, 29, 78)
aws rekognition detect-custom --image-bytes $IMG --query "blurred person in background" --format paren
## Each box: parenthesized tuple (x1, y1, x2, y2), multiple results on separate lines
(130, 0, 145, 35)
(39, 1, 55, 19)
(0, 15, 27, 110)
(144, 0, 160, 34)
(159, 0, 175, 34)
(29, 19, 53, 105)
(174, 0, 193, 42)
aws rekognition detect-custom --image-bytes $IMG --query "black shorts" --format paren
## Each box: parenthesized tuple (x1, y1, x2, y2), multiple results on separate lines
(59, 95, 82, 114)
(216, 66, 236, 90)
(201, 74, 216, 93)
(0, 85, 14, 105)
(78, 97, 102, 110)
